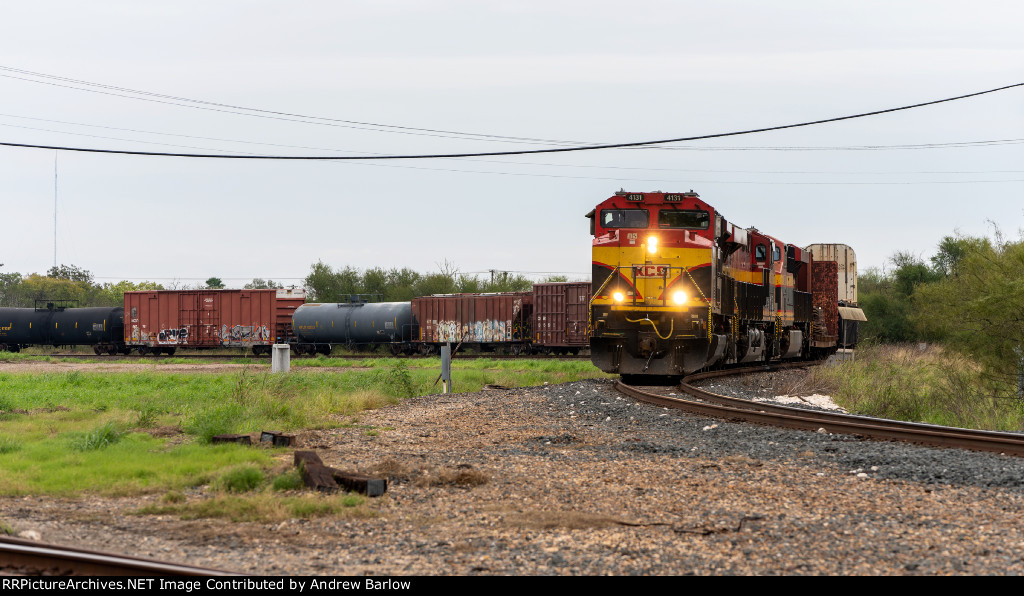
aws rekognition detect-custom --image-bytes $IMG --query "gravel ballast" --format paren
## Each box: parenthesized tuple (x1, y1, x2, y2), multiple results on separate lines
(4, 374, 1024, 576)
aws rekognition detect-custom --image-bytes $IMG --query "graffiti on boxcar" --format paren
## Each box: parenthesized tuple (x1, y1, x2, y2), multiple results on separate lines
(157, 327, 189, 343)
(434, 319, 512, 343)
(221, 324, 270, 343)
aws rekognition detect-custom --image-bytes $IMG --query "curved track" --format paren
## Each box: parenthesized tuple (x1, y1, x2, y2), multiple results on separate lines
(0, 535, 241, 576)
(616, 362, 1024, 457)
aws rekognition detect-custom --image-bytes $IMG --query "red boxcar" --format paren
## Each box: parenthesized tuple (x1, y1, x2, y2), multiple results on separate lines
(411, 293, 532, 353)
(124, 288, 306, 355)
(532, 282, 591, 354)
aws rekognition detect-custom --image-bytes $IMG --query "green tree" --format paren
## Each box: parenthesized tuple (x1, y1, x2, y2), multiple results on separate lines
(303, 262, 364, 302)
(413, 273, 458, 296)
(384, 267, 421, 301)
(0, 271, 24, 307)
(361, 267, 389, 301)
(243, 278, 283, 289)
(304, 261, 338, 302)
(857, 252, 940, 343)
(19, 273, 93, 306)
(913, 234, 1024, 383)
(47, 264, 93, 283)
(93, 280, 164, 307)
(483, 271, 533, 293)
(205, 277, 225, 289)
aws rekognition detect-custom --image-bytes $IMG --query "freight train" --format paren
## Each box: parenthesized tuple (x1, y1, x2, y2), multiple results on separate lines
(587, 190, 864, 380)
(0, 283, 592, 357)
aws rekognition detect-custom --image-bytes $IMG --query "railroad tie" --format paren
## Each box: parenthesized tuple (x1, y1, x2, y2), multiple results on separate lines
(294, 450, 387, 497)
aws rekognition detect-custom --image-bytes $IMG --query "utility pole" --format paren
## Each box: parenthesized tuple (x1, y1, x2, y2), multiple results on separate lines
(54, 152, 58, 268)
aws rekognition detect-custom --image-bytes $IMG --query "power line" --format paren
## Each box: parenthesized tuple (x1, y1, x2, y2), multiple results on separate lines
(0, 65, 581, 146)
(2, 112, 1021, 163)
(0, 83, 1021, 160)
(3, 117, 1020, 184)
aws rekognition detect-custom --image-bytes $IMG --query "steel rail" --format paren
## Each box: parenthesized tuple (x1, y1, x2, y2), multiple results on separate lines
(615, 363, 1024, 457)
(29, 352, 588, 361)
(0, 535, 242, 576)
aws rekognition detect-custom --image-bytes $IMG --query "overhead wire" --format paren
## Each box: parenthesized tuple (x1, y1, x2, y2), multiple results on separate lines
(0, 82, 1021, 160)
(2, 117, 1020, 185)
(0, 65, 582, 146)
(2, 110, 1021, 166)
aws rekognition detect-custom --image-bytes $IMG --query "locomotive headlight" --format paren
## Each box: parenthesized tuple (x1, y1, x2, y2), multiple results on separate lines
(646, 236, 658, 254)
(673, 291, 687, 305)
(613, 291, 625, 303)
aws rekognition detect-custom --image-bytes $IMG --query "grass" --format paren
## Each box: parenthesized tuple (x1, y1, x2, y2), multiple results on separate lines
(0, 357, 612, 517)
(134, 491, 374, 523)
(809, 342, 1024, 431)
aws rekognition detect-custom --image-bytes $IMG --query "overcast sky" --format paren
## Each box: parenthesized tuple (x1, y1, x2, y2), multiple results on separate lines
(1, 1, 1021, 287)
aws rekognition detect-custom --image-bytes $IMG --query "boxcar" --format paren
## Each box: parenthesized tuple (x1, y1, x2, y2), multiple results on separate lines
(531, 282, 591, 354)
(124, 288, 306, 355)
(411, 293, 533, 354)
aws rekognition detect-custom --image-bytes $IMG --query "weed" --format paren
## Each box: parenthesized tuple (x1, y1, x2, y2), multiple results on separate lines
(215, 465, 265, 493)
(133, 405, 162, 428)
(0, 520, 13, 536)
(184, 403, 245, 443)
(0, 436, 20, 454)
(162, 491, 186, 504)
(133, 493, 373, 523)
(271, 469, 305, 492)
(385, 362, 415, 399)
(70, 421, 124, 451)
(231, 367, 255, 406)
(812, 343, 1024, 430)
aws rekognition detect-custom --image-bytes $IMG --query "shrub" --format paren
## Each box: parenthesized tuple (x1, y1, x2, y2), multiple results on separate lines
(271, 470, 305, 492)
(184, 403, 246, 443)
(374, 360, 416, 398)
(0, 437, 20, 454)
(216, 465, 265, 493)
(71, 422, 124, 451)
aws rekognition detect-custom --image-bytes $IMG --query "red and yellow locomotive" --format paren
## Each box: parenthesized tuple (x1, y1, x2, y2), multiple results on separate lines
(587, 190, 848, 379)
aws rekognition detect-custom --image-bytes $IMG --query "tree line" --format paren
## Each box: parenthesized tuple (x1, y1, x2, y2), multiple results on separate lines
(0, 261, 572, 309)
(858, 230, 1024, 391)
(302, 260, 568, 303)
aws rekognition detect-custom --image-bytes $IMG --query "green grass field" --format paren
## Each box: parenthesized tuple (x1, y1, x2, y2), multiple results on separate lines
(0, 357, 612, 513)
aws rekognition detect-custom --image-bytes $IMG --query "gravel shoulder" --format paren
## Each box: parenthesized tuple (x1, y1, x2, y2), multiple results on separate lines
(4, 365, 1024, 576)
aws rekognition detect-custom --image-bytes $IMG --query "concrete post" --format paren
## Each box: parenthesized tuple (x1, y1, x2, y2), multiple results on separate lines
(272, 344, 291, 373)
(440, 343, 452, 393)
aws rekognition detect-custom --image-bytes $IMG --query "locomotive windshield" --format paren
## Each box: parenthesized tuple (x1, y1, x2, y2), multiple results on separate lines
(601, 209, 649, 229)
(658, 209, 710, 230)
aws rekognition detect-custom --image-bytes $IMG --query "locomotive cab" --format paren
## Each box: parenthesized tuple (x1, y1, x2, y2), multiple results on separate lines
(588, 191, 723, 376)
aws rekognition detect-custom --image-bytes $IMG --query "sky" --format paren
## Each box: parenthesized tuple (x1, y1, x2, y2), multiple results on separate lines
(1, 1, 1022, 288)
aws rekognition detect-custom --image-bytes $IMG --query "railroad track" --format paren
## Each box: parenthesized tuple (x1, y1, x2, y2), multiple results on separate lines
(31, 352, 588, 361)
(0, 535, 241, 576)
(616, 362, 1024, 457)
